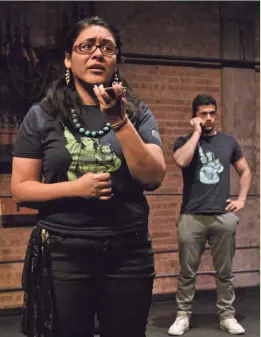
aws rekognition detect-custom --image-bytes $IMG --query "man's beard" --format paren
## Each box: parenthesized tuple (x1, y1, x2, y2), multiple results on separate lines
(202, 126, 214, 134)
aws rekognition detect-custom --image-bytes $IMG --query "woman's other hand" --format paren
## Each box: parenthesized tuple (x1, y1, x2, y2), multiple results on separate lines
(74, 172, 113, 200)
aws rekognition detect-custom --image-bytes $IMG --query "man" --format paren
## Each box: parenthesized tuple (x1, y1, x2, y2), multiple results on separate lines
(168, 94, 251, 335)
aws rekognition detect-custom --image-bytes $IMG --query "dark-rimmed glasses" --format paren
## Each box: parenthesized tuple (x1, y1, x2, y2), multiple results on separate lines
(72, 41, 117, 56)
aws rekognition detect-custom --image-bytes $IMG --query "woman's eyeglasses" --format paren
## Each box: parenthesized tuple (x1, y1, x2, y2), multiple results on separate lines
(72, 41, 117, 56)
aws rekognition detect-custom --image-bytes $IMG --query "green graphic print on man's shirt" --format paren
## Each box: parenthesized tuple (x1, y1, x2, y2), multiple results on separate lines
(64, 127, 122, 181)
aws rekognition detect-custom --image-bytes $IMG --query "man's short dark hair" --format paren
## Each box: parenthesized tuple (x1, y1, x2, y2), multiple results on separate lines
(192, 94, 217, 117)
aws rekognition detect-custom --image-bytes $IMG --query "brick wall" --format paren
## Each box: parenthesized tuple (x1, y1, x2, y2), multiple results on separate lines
(0, 1, 259, 309)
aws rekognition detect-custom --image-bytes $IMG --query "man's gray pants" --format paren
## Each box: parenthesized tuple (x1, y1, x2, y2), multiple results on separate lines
(176, 212, 239, 319)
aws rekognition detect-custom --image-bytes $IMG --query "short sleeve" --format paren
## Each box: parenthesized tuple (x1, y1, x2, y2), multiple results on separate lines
(231, 138, 243, 164)
(173, 136, 188, 152)
(136, 104, 162, 147)
(12, 105, 44, 159)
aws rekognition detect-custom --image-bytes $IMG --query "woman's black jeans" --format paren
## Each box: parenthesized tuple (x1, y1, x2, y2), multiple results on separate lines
(48, 229, 155, 337)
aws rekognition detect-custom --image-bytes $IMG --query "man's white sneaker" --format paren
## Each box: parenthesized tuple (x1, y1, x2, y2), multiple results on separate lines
(220, 317, 245, 335)
(168, 313, 190, 336)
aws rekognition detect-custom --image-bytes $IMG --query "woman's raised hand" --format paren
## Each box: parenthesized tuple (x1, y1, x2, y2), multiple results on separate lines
(93, 82, 127, 123)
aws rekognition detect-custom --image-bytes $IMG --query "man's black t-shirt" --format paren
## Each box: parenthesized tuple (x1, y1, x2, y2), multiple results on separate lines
(13, 102, 162, 236)
(173, 133, 243, 214)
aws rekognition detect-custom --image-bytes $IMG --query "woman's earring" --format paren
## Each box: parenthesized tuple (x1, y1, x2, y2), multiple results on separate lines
(113, 70, 119, 84)
(65, 68, 70, 85)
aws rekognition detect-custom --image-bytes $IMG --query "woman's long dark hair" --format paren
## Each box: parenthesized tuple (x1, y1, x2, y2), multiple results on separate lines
(41, 16, 142, 127)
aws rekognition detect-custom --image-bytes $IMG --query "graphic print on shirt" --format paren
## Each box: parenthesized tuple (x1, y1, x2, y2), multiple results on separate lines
(64, 127, 121, 181)
(198, 145, 224, 184)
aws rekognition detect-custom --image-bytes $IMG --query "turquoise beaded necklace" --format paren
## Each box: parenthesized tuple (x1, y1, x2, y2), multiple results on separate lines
(71, 108, 111, 138)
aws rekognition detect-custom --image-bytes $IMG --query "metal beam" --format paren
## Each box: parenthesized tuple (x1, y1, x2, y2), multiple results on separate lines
(155, 269, 260, 279)
(154, 245, 260, 254)
(122, 53, 259, 69)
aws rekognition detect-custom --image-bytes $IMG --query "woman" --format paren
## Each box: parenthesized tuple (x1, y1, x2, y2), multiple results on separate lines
(11, 16, 166, 337)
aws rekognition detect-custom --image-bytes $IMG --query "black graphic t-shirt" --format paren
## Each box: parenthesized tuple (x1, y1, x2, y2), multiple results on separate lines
(173, 133, 243, 214)
(13, 102, 162, 236)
